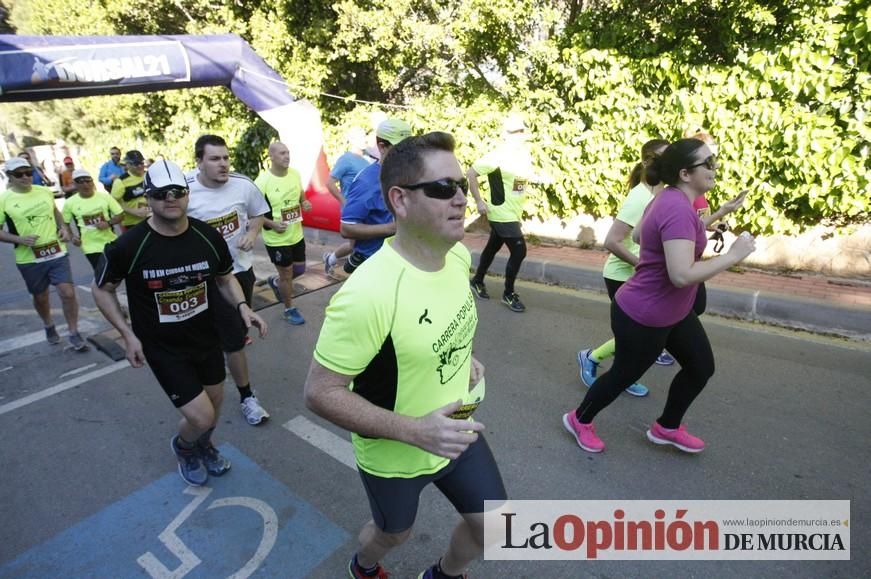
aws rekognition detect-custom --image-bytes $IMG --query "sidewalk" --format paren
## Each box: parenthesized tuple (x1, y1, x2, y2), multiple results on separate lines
(305, 228, 871, 340)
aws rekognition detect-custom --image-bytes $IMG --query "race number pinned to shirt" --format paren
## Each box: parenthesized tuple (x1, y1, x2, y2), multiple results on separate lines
(280, 205, 302, 224)
(154, 282, 208, 323)
(32, 240, 64, 262)
(206, 211, 241, 240)
(512, 178, 527, 195)
(82, 212, 106, 229)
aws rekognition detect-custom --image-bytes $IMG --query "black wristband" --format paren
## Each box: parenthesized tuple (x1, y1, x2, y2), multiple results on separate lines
(236, 301, 248, 312)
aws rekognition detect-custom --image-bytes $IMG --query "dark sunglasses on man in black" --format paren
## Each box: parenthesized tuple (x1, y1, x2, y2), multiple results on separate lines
(398, 177, 468, 200)
(147, 186, 189, 201)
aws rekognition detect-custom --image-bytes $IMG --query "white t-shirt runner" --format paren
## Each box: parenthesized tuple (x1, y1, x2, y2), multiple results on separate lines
(186, 172, 270, 273)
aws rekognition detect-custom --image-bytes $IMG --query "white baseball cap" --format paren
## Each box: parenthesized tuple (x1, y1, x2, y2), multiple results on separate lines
(72, 169, 92, 180)
(144, 159, 187, 192)
(4, 157, 30, 172)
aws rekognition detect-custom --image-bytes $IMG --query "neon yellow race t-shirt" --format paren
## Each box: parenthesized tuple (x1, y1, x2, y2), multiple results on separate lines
(602, 182, 655, 282)
(110, 173, 147, 227)
(0, 185, 67, 264)
(473, 144, 533, 223)
(62, 192, 123, 255)
(314, 240, 483, 478)
(255, 169, 304, 247)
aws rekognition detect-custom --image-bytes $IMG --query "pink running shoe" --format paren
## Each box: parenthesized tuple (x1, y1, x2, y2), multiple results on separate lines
(646, 421, 705, 453)
(562, 411, 604, 453)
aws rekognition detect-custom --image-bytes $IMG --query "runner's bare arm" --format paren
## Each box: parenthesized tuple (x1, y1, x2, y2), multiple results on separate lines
(215, 272, 268, 338)
(0, 229, 38, 246)
(339, 221, 397, 240)
(54, 207, 72, 242)
(470, 355, 485, 385)
(467, 167, 487, 215)
(603, 219, 639, 268)
(239, 214, 265, 250)
(664, 235, 755, 287)
(92, 279, 146, 367)
(326, 179, 345, 205)
(304, 360, 485, 459)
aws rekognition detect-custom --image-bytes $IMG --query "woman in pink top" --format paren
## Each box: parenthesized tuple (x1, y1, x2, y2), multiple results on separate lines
(562, 138, 756, 454)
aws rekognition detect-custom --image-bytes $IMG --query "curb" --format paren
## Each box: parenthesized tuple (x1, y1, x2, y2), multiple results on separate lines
(303, 227, 870, 341)
(470, 251, 871, 341)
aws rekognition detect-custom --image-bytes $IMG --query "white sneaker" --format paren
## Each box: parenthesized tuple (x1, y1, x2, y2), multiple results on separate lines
(240, 395, 270, 426)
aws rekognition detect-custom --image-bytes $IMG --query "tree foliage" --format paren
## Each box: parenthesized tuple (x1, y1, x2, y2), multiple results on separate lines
(2, 0, 868, 233)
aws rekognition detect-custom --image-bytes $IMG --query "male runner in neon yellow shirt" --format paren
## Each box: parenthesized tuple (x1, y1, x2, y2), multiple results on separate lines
(255, 141, 311, 325)
(0, 157, 87, 350)
(63, 169, 123, 273)
(305, 132, 506, 579)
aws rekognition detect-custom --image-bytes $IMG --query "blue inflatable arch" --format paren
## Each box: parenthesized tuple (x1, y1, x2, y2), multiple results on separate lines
(0, 33, 339, 230)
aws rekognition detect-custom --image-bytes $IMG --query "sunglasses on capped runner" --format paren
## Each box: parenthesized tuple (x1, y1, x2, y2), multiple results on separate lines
(9, 170, 33, 178)
(147, 186, 189, 201)
(398, 177, 469, 200)
(687, 155, 718, 171)
(74, 177, 93, 184)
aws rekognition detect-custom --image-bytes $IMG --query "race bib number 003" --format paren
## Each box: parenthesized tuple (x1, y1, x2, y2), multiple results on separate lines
(206, 211, 241, 240)
(154, 282, 208, 323)
(281, 205, 302, 224)
(32, 240, 63, 263)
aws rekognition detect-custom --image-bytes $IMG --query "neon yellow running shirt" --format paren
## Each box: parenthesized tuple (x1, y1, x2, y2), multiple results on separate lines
(254, 169, 304, 247)
(473, 144, 533, 223)
(0, 185, 67, 264)
(314, 240, 482, 478)
(602, 182, 654, 282)
(62, 192, 123, 255)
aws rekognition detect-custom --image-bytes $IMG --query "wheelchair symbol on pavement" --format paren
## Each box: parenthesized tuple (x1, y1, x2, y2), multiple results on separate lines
(137, 485, 278, 579)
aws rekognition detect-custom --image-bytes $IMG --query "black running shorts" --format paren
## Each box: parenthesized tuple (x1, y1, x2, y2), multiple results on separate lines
(357, 435, 507, 533)
(266, 239, 306, 267)
(143, 343, 226, 408)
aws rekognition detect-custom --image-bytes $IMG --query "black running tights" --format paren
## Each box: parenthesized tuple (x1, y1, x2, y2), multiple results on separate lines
(575, 301, 715, 429)
(473, 230, 527, 295)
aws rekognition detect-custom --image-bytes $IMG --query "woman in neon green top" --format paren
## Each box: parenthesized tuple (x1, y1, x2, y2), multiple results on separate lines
(577, 139, 670, 397)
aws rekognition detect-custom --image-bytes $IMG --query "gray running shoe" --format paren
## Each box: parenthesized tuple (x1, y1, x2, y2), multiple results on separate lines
(45, 325, 60, 345)
(322, 251, 335, 276)
(267, 275, 282, 302)
(197, 442, 231, 476)
(69, 332, 88, 352)
(502, 292, 526, 312)
(240, 395, 270, 426)
(171, 435, 208, 486)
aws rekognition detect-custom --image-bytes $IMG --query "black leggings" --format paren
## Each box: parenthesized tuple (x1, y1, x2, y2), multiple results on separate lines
(575, 301, 715, 429)
(473, 229, 527, 295)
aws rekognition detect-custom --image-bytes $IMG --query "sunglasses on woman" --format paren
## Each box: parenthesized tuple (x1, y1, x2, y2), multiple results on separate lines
(147, 186, 189, 201)
(398, 177, 469, 199)
(687, 155, 718, 171)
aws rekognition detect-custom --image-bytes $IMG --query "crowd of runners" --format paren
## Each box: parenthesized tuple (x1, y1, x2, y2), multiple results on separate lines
(1, 115, 756, 578)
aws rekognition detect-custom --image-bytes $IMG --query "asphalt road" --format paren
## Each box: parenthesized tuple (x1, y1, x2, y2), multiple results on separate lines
(0, 245, 868, 578)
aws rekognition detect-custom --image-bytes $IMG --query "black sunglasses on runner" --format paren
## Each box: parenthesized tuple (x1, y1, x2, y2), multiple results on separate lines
(147, 186, 189, 201)
(10, 170, 33, 178)
(687, 155, 718, 171)
(74, 177, 93, 184)
(399, 177, 469, 199)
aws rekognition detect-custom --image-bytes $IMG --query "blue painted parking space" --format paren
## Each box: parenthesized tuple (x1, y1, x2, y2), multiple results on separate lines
(2, 444, 348, 578)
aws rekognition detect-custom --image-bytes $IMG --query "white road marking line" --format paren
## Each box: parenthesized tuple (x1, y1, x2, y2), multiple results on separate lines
(0, 366, 12, 373)
(282, 415, 357, 470)
(58, 363, 98, 379)
(0, 319, 100, 354)
(0, 360, 128, 417)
